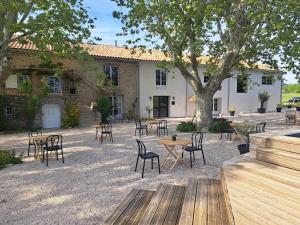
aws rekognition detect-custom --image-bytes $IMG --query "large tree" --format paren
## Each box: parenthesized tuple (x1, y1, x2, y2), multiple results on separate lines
(113, 0, 300, 127)
(0, 0, 96, 81)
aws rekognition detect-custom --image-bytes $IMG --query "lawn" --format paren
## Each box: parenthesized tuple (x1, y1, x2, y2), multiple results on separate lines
(282, 92, 300, 104)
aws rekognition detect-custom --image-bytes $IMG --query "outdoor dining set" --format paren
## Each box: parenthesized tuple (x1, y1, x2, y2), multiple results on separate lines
(27, 130, 64, 166)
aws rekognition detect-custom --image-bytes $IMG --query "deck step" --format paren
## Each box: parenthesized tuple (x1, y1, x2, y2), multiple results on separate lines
(138, 184, 186, 225)
(256, 147, 300, 171)
(221, 158, 300, 225)
(178, 178, 230, 225)
(265, 137, 300, 153)
(104, 189, 155, 225)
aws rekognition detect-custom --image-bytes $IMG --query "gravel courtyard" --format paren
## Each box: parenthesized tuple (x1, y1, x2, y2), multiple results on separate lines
(0, 112, 297, 225)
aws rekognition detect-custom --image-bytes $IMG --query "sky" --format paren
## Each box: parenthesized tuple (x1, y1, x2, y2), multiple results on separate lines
(84, 0, 297, 84)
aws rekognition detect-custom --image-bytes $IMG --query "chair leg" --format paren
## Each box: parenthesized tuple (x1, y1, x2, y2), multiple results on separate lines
(111, 133, 113, 142)
(135, 155, 139, 171)
(167, 129, 168, 136)
(46, 151, 48, 166)
(139, 129, 141, 137)
(146, 128, 148, 135)
(220, 133, 223, 140)
(193, 151, 195, 161)
(61, 149, 64, 163)
(201, 150, 206, 165)
(190, 152, 193, 168)
(42, 148, 45, 162)
(142, 159, 146, 178)
(56, 150, 58, 160)
(28, 142, 30, 157)
(151, 158, 153, 169)
(135, 129, 137, 136)
(157, 157, 161, 174)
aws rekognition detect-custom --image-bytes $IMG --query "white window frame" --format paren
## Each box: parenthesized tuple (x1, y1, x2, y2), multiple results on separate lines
(5, 106, 13, 116)
(103, 65, 119, 86)
(213, 99, 218, 112)
(48, 76, 62, 94)
(17, 75, 29, 86)
(262, 75, 273, 85)
(156, 69, 167, 87)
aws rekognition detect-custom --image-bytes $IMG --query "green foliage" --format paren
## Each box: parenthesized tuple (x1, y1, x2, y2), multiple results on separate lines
(96, 73, 115, 95)
(283, 84, 300, 93)
(258, 91, 270, 108)
(0, 95, 7, 130)
(208, 118, 231, 133)
(234, 122, 256, 138)
(176, 121, 196, 133)
(0, 150, 23, 170)
(17, 80, 33, 94)
(97, 97, 112, 123)
(63, 103, 80, 128)
(24, 95, 41, 129)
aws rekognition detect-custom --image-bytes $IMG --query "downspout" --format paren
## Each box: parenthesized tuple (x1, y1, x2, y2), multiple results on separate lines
(185, 80, 188, 117)
(227, 77, 230, 114)
(137, 61, 140, 119)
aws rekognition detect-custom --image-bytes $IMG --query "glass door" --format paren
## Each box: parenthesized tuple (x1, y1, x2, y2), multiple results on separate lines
(109, 96, 123, 119)
(153, 96, 169, 118)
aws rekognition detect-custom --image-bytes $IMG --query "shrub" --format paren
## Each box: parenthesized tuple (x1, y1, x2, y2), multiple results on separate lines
(208, 118, 231, 133)
(63, 103, 80, 128)
(0, 150, 23, 170)
(97, 97, 112, 123)
(176, 121, 196, 132)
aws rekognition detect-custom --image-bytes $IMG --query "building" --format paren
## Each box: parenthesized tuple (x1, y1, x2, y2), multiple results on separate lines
(0, 42, 281, 129)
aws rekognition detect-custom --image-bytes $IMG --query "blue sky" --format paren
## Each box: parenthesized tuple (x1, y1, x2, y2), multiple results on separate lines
(84, 0, 297, 84)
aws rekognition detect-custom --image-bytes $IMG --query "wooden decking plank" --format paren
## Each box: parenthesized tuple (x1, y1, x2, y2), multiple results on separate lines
(178, 178, 198, 225)
(163, 185, 186, 225)
(138, 184, 167, 225)
(217, 180, 230, 225)
(225, 173, 300, 219)
(126, 191, 155, 225)
(220, 172, 235, 225)
(113, 190, 151, 225)
(150, 185, 176, 225)
(207, 179, 222, 225)
(193, 178, 208, 225)
(104, 189, 140, 225)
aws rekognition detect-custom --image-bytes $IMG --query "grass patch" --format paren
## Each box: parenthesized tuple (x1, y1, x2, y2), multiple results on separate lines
(0, 150, 23, 170)
(282, 93, 300, 104)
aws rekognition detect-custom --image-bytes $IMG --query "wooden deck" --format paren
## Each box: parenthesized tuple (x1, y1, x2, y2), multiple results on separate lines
(221, 158, 300, 225)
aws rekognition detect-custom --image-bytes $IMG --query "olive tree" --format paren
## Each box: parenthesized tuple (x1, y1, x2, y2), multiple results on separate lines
(0, 0, 97, 81)
(112, 0, 300, 128)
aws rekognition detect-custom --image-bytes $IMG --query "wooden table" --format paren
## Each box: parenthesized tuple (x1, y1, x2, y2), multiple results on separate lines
(29, 135, 50, 159)
(159, 137, 192, 173)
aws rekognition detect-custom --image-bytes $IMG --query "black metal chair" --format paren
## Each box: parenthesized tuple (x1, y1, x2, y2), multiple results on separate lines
(156, 120, 168, 137)
(255, 122, 266, 133)
(220, 121, 236, 141)
(99, 123, 113, 143)
(135, 120, 148, 137)
(135, 139, 160, 178)
(183, 132, 206, 168)
(28, 129, 43, 157)
(43, 135, 64, 166)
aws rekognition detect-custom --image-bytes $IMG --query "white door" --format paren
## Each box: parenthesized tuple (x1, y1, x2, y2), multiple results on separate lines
(42, 104, 61, 128)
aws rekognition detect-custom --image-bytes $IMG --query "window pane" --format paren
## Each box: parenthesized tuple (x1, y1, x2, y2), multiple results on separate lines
(156, 70, 161, 85)
(161, 71, 166, 85)
(204, 75, 209, 83)
(213, 99, 218, 111)
(237, 75, 247, 93)
(48, 76, 61, 93)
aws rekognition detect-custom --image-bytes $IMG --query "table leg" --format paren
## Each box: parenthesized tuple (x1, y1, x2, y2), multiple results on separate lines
(162, 145, 189, 173)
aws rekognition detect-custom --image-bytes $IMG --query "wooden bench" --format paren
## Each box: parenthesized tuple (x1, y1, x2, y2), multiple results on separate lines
(104, 189, 155, 225)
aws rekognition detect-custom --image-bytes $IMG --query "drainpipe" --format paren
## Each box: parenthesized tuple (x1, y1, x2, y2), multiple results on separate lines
(227, 77, 230, 114)
(137, 62, 140, 119)
(185, 80, 188, 117)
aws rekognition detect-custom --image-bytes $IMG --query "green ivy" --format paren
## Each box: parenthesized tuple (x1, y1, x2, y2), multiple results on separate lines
(97, 97, 112, 123)
(176, 121, 196, 132)
(0, 150, 23, 170)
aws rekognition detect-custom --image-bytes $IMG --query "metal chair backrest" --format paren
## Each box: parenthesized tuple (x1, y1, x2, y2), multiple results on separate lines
(158, 120, 167, 129)
(255, 122, 266, 133)
(136, 139, 147, 156)
(191, 132, 203, 150)
(45, 135, 62, 150)
(29, 129, 43, 137)
(135, 120, 142, 128)
(101, 123, 112, 132)
(286, 110, 296, 118)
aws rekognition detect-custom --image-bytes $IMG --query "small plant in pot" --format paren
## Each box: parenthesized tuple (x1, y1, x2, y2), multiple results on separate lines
(296, 103, 300, 111)
(276, 104, 282, 112)
(228, 106, 236, 116)
(257, 91, 270, 113)
(287, 104, 292, 109)
(145, 105, 153, 120)
(172, 134, 177, 141)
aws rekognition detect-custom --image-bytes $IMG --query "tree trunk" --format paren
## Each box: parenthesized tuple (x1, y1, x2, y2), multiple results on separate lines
(195, 93, 214, 130)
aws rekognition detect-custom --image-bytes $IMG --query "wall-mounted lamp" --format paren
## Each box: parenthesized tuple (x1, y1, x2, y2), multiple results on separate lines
(172, 96, 175, 100)
(149, 96, 152, 101)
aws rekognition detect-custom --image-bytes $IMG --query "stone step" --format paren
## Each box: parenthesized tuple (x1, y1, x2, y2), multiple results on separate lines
(256, 147, 300, 171)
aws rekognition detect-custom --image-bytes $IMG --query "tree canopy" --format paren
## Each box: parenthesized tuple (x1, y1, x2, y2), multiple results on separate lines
(113, 0, 300, 125)
(0, 0, 97, 80)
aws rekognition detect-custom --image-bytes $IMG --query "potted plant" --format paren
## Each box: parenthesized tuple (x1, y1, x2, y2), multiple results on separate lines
(172, 134, 177, 141)
(296, 103, 300, 111)
(276, 104, 282, 112)
(287, 104, 292, 109)
(228, 106, 236, 116)
(257, 91, 270, 113)
(235, 122, 256, 155)
(145, 105, 153, 120)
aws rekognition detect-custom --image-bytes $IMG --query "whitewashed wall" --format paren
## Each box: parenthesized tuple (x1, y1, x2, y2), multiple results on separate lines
(138, 61, 187, 118)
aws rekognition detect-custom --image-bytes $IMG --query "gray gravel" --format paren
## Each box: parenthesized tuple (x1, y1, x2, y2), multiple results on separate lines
(0, 113, 296, 225)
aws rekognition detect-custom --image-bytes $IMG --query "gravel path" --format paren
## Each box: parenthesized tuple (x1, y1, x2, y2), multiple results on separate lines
(0, 113, 297, 225)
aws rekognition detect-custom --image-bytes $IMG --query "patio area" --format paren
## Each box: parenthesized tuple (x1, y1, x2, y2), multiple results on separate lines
(0, 112, 298, 225)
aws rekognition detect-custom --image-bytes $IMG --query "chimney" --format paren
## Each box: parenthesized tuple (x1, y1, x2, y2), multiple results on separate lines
(114, 40, 118, 47)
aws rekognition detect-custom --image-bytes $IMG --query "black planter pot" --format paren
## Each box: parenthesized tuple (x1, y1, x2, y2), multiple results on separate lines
(287, 105, 292, 109)
(257, 108, 266, 113)
(276, 107, 282, 112)
(296, 107, 300, 111)
(70, 88, 76, 94)
(229, 111, 235, 116)
(172, 136, 177, 141)
(237, 144, 250, 155)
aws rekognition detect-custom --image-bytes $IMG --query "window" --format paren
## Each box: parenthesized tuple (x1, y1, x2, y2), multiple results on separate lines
(262, 75, 273, 85)
(17, 75, 29, 86)
(5, 106, 12, 116)
(108, 96, 122, 118)
(104, 66, 118, 86)
(213, 99, 218, 112)
(204, 75, 209, 83)
(48, 76, 62, 94)
(237, 75, 248, 93)
(156, 70, 167, 86)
